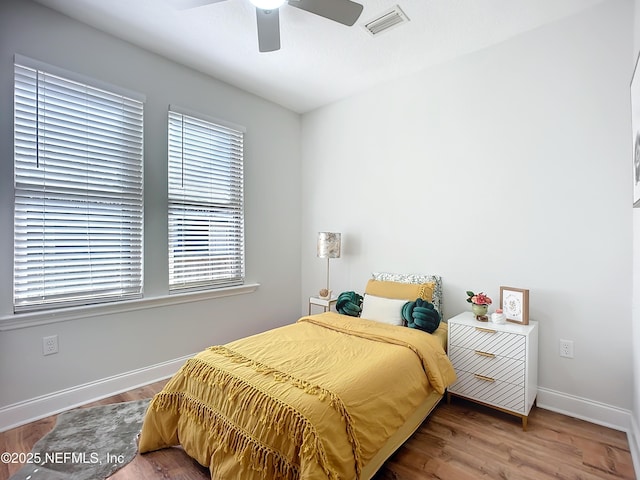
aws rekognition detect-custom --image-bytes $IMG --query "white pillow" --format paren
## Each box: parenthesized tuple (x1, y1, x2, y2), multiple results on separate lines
(359, 294, 407, 326)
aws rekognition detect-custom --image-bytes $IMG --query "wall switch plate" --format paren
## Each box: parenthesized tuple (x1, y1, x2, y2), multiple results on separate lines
(559, 339, 574, 358)
(43, 335, 59, 356)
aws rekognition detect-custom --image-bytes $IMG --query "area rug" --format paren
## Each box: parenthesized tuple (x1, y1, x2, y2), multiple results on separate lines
(9, 398, 150, 480)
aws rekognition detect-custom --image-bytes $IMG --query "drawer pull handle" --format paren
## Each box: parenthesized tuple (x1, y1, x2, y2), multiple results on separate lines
(475, 350, 496, 358)
(474, 374, 496, 383)
(475, 327, 496, 334)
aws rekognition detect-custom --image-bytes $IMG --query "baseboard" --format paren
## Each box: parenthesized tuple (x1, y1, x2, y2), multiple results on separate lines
(629, 414, 640, 476)
(537, 387, 632, 432)
(0, 353, 194, 432)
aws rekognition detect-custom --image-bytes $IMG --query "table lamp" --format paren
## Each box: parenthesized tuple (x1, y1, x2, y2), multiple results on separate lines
(317, 232, 341, 299)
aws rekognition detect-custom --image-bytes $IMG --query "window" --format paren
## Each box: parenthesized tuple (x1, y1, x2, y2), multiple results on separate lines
(168, 107, 245, 292)
(13, 57, 144, 313)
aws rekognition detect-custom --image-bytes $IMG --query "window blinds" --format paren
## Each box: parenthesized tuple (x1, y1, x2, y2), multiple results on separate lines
(168, 109, 245, 292)
(13, 61, 144, 312)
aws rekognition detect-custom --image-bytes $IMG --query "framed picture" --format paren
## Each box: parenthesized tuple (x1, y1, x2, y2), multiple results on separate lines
(500, 286, 529, 325)
(632, 51, 640, 208)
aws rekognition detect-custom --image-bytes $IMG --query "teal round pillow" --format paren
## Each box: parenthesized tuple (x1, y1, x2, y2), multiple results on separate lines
(336, 291, 363, 317)
(401, 298, 441, 333)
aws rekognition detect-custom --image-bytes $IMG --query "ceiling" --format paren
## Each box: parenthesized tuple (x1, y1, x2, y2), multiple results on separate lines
(32, 0, 606, 113)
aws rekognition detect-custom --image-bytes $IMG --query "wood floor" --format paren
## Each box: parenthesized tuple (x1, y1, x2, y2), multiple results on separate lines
(0, 379, 635, 480)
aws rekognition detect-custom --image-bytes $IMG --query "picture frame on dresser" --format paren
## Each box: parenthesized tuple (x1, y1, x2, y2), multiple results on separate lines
(632, 50, 640, 208)
(500, 286, 529, 325)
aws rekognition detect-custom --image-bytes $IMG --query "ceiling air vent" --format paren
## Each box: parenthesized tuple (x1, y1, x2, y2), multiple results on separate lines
(363, 5, 409, 37)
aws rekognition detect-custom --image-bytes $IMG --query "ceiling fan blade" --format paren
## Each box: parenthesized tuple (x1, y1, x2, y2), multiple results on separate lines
(287, 0, 363, 26)
(256, 8, 281, 53)
(167, 0, 228, 10)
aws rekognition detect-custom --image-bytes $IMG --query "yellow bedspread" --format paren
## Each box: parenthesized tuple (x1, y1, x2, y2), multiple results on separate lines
(138, 312, 456, 480)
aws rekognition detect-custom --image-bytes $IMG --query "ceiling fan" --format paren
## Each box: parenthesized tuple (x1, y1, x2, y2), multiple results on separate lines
(177, 0, 364, 53)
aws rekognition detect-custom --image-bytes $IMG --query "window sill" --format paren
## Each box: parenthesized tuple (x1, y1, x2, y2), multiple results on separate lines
(0, 283, 260, 331)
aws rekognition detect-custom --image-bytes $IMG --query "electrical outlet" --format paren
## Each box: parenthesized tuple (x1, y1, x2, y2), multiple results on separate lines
(559, 339, 573, 358)
(43, 335, 58, 356)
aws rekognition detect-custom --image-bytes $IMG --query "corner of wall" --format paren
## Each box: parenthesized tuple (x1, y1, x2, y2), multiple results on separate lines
(629, 413, 640, 476)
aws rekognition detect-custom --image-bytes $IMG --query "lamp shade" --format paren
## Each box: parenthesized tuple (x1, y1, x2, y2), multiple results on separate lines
(317, 232, 341, 259)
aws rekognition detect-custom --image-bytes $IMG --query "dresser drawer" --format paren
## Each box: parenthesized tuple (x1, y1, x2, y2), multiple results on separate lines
(449, 370, 526, 414)
(449, 323, 526, 360)
(448, 347, 525, 385)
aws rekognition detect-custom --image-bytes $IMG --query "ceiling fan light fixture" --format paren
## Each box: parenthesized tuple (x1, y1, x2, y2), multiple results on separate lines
(250, 0, 286, 9)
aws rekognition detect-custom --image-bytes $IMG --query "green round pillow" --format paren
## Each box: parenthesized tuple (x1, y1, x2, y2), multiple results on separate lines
(336, 291, 363, 317)
(401, 298, 441, 333)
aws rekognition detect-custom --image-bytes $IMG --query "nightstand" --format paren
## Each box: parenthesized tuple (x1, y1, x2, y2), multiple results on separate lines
(447, 311, 538, 430)
(308, 296, 337, 315)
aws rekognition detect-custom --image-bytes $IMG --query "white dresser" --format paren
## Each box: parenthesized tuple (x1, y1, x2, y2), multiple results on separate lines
(447, 311, 538, 430)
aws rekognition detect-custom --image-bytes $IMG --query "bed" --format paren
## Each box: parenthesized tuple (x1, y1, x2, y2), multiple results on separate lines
(138, 273, 456, 480)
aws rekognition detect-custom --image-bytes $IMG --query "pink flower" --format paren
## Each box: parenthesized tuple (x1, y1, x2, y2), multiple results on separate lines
(471, 293, 492, 305)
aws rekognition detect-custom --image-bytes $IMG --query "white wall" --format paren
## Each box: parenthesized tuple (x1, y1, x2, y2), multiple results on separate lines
(301, 0, 634, 421)
(630, 0, 640, 468)
(0, 0, 301, 411)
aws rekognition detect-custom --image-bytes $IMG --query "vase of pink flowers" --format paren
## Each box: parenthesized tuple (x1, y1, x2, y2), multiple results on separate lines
(466, 291, 492, 321)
